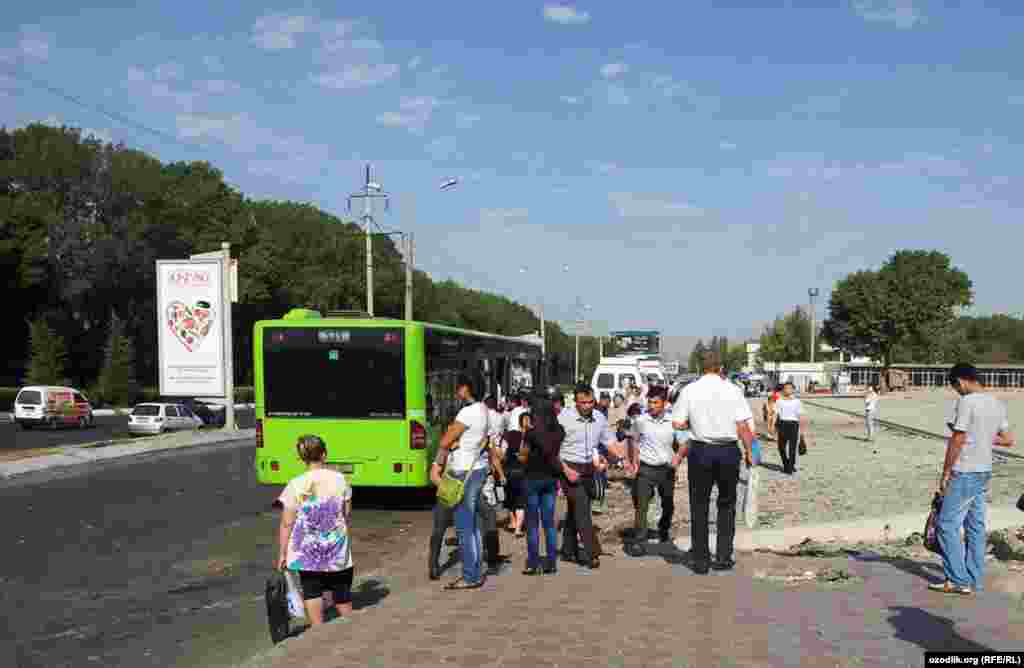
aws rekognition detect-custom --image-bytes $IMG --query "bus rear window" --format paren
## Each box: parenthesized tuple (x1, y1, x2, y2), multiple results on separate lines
(262, 328, 406, 419)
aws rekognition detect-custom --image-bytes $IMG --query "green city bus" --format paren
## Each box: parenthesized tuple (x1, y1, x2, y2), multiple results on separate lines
(253, 309, 542, 487)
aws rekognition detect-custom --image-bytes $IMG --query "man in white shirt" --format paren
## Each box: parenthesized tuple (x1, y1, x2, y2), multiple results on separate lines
(672, 352, 755, 574)
(625, 385, 683, 556)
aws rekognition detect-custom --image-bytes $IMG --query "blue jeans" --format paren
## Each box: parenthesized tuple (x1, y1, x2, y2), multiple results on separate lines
(937, 471, 991, 590)
(453, 467, 487, 584)
(525, 477, 558, 570)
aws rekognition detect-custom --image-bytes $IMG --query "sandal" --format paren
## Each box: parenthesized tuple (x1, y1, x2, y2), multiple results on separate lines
(928, 581, 972, 595)
(444, 577, 484, 591)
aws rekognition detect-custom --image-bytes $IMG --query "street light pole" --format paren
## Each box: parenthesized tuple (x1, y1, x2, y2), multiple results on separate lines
(348, 165, 389, 317)
(809, 287, 819, 364)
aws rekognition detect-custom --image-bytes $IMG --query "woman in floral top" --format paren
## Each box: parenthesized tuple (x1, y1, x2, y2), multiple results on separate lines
(276, 434, 354, 625)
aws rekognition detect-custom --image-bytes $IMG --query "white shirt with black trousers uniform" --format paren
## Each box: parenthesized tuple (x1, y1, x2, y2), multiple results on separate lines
(626, 407, 681, 556)
(775, 396, 802, 475)
(672, 371, 755, 573)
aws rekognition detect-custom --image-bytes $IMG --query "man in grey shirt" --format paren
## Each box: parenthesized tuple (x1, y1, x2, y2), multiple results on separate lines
(931, 363, 1014, 595)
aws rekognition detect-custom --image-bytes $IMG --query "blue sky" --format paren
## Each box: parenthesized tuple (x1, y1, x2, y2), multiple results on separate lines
(2, 1, 1023, 341)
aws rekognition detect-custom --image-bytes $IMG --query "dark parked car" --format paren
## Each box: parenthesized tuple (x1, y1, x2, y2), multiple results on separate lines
(175, 398, 226, 427)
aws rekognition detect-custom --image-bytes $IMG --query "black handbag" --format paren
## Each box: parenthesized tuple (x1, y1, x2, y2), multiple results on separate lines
(1016, 493, 1024, 512)
(265, 571, 290, 644)
(924, 493, 944, 555)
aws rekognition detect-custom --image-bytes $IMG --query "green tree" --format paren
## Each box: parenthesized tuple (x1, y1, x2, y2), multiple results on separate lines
(822, 250, 972, 388)
(26, 316, 67, 385)
(95, 311, 137, 406)
(759, 307, 812, 365)
(688, 339, 707, 372)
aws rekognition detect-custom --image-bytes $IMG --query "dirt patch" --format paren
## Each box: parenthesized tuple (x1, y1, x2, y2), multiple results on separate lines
(0, 447, 64, 462)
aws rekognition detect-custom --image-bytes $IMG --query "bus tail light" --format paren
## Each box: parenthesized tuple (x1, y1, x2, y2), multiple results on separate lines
(410, 421, 426, 449)
(256, 419, 263, 448)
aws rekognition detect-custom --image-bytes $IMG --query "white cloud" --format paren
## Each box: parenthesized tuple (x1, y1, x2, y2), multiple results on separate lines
(153, 62, 185, 81)
(851, 0, 922, 29)
(609, 192, 704, 219)
(18, 26, 52, 60)
(312, 63, 400, 90)
(719, 141, 738, 151)
(560, 95, 582, 105)
(605, 84, 630, 106)
(124, 66, 199, 111)
(376, 96, 441, 133)
(455, 112, 481, 129)
(600, 62, 629, 79)
(543, 5, 591, 25)
(202, 55, 226, 73)
(83, 127, 113, 144)
(251, 13, 314, 50)
(1, 25, 52, 62)
(408, 56, 422, 69)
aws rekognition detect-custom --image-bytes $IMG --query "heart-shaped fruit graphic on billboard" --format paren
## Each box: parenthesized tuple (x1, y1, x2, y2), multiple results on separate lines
(167, 300, 215, 352)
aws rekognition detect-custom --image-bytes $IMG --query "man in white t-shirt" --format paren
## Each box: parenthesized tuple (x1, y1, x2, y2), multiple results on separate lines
(672, 351, 754, 574)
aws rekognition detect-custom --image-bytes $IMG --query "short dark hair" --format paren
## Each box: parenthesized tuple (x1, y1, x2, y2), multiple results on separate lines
(647, 385, 668, 400)
(948, 363, 978, 386)
(599, 392, 611, 400)
(701, 350, 722, 371)
(574, 383, 594, 399)
(455, 374, 478, 398)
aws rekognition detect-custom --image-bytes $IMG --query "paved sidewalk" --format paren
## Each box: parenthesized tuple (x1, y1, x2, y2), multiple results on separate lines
(238, 544, 1024, 668)
(0, 427, 256, 480)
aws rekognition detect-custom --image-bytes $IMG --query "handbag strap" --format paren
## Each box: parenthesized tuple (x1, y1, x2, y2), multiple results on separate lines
(448, 403, 490, 475)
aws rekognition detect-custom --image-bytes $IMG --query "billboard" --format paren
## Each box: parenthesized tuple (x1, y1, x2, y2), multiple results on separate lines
(609, 330, 660, 355)
(156, 260, 225, 397)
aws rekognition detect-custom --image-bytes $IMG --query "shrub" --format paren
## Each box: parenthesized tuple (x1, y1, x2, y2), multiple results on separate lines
(96, 312, 139, 407)
(0, 387, 18, 411)
(26, 317, 67, 386)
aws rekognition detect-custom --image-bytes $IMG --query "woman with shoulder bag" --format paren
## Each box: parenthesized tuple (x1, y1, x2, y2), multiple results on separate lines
(521, 395, 566, 575)
(503, 412, 529, 537)
(435, 375, 504, 590)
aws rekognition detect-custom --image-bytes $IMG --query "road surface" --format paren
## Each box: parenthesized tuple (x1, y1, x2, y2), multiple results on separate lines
(0, 409, 257, 451)
(1, 439, 433, 668)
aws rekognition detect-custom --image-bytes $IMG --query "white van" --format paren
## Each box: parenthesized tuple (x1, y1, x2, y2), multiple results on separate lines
(14, 386, 94, 430)
(591, 355, 668, 399)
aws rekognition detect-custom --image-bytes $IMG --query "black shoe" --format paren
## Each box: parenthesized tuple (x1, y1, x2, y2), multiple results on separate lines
(486, 563, 502, 576)
(627, 542, 646, 557)
(691, 561, 710, 575)
(522, 566, 541, 576)
(542, 563, 557, 575)
(429, 565, 441, 581)
(711, 559, 736, 571)
(559, 552, 577, 563)
(578, 556, 600, 570)
(659, 531, 672, 544)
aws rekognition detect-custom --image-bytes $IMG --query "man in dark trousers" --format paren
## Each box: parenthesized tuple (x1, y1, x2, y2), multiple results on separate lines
(672, 352, 755, 574)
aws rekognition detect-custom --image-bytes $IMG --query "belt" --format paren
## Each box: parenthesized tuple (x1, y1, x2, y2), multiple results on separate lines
(639, 461, 672, 468)
(562, 461, 595, 477)
(690, 440, 738, 447)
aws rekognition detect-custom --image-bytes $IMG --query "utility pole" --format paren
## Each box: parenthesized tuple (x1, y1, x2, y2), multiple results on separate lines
(348, 165, 389, 317)
(221, 242, 235, 432)
(809, 287, 819, 365)
(404, 233, 414, 321)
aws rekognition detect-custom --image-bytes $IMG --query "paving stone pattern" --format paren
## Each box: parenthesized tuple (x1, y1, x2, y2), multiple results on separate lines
(242, 544, 1024, 668)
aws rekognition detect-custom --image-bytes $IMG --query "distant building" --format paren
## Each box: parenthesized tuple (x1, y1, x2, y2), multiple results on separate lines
(744, 341, 872, 372)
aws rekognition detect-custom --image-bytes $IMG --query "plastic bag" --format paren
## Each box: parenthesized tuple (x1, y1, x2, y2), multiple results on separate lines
(283, 570, 306, 620)
(923, 493, 943, 555)
(742, 466, 760, 529)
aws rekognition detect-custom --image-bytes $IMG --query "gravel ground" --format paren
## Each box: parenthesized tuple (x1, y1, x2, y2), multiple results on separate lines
(593, 397, 1024, 545)
(810, 388, 1024, 436)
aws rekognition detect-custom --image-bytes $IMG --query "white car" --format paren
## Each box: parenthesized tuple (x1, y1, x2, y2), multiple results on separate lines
(128, 403, 203, 435)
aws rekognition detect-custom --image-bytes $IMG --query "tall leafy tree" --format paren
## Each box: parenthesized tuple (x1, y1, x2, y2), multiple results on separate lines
(822, 250, 972, 387)
(688, 339, 707, 372)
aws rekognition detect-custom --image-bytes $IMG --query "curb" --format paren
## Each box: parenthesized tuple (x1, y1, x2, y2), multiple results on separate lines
(674, 506, 1024, 554)
(0, 428, 257, 481)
